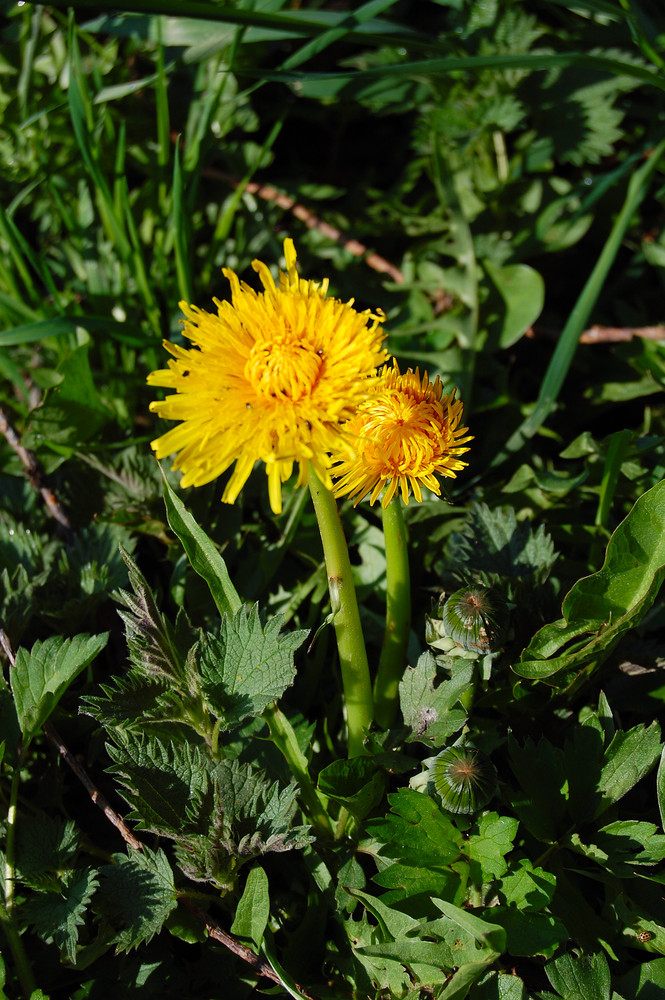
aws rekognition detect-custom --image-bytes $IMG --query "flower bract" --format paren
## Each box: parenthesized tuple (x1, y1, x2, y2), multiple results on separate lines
(148, 239, 387, 513)
(332, 361, 472, 508)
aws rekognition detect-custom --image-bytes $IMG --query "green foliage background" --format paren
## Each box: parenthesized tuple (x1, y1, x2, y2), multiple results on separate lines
(1, 1, 665, 998)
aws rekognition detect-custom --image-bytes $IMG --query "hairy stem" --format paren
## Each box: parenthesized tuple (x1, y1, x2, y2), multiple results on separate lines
(373, 498, 411, 729)
(308, 469, 373, 757)
(263, 703, 333, 839)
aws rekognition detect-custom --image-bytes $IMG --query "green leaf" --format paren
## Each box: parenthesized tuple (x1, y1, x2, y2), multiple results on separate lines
(472, 971, 528, 999)
(595, 722, 661, 818)
(545, 951, 611, 1000)
(372, 863, 459, 906)
(15, 815, 79, 884)
(365, 787, 463, 867)
(11, 632, 109, 744)
(467, 813, 519, 882)
(97, 846, 177, 952)
(28, 343, 112, 445)
(161, 473, 241, 618)
(399, 652, 471, 745)
(657, 746, 665, 832)
(507, 736, 567, 841)
(23, 868, 99, 963)
(498, 860, 556, 911)
(484, 261, 545, 349)
(317, 757, 384, 820)
(487, 906, 567, 959)
(231, 866, 270, 949)
(517, 480, 665, 681)
(199, 606, 306, 729)
(616, 957, 665, 1000)
(106, 732, 210, 836)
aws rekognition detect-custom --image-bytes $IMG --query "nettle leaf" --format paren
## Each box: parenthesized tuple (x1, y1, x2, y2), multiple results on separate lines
(545, 950, 611, 1000)
(97, 846, 177, 952)
(366, 788, 463, 868)
(517, 479, 665, 683)
(11, 632, 109, 744)
(15, 815, 79, 885)
(399, 652, 471, 745)
(80, 672, 178, 730)
(443, 503, 557, 591)
(23, 867, 99, 962)
(198, 606, 307, 729)
(106, 731, 210, 835)
(467, 813, 519, 882)
(116, 549, 193, 686)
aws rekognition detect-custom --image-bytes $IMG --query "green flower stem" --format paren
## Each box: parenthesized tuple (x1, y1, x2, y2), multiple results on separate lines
(373, 498, 411, 730)
(308, 469, 373, 758)
(1, 759, 37, 999)
(263, 704, 333, 839)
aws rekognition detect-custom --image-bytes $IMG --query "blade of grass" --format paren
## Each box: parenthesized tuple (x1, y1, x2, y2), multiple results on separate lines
(491, 138, 665, 466)
(0, 316, 139, 348)
(280, 0, 402, 71)
(67, 17, 131, 260)
(172, 139, 193, 304)
(155, 17, 171, 215)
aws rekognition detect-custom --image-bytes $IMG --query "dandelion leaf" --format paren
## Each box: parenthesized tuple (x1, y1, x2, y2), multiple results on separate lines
(97, 846, 177, 952)
(198, 605, 307, 729)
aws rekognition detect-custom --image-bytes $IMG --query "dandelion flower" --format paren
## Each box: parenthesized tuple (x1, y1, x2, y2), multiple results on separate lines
(148, 239, 387, 514)
(332, 361, 472, 508)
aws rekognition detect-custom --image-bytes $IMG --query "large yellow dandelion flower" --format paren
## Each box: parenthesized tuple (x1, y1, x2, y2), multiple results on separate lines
(148, 239, 388, 514)
(332, 361, 472, 508)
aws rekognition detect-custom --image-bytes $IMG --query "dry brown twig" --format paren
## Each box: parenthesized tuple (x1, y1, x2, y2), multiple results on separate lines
(0, 629, 319, 999)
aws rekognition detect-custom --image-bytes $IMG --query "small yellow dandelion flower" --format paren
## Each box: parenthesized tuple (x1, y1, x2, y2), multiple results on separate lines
(148, 239, 388, 514)
(332, 360, 472, 508)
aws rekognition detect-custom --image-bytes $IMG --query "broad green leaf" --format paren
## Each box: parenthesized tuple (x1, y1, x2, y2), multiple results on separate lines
(98, 846, 177, 952)
(487, 907, 566, 959)
(498, 860, 556, 911)
(569, 820, 665, 874)
(11, 633, 109, 744)
(199, 606, 307, 729)
(231, 866, 270, 949)
(467, 813, 519, 881)
(365, 788, 463, 867)
(595, 722, 662, 817)
(430, 899, 506, 958)
(23, 867, 99, 963)
(28, 343, 112, 445)
(545, 951, 611, 1000)
(516, 480, 665, 681)
(440, 962, 501, 999)
(399, 652, 471, 745)
(484, 261, 545, 349)
(317, 757, 384, 820)
(106, 732, 210, 835)
(372, 863, 459, 906)
(616, 957, 665, 999)
(508, 737, 567, 841)
(161, 473, 242, 618)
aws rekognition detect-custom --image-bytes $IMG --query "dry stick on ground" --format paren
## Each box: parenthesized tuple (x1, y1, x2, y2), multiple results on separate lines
(0, 630, 319, 1000)
(211, 171, 665, 343)
(0, 405, 73, 540)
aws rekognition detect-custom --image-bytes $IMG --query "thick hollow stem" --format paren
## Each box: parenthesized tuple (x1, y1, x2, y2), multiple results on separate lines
(374, 498, 411, 729)
(308, 469, 373, 757)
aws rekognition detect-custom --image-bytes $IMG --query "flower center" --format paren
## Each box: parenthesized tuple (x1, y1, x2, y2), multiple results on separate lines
(245, 339, 323, 401)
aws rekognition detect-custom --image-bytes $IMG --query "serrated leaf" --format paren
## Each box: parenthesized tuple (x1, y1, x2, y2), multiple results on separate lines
(467, 812, 519, 881)
(231, 866, 270, 948)
(199, 606, 306, 729)
(80, 672, 175, 730)
(595, 722, 661, 816)
(15, 815, 79, 882)
(545, 951, 611, 1000)
(115, 549, 192, 685)
(399, 652, 471, 745)
(106, 732, 210, 836)
(517, 480, 665, 681)
(11, 632, 109, 743)
(23, 867, 99, 962)
(97, 846, 177, 952)
(499, 860, 556, 911)
(365, 788, 463, 867)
